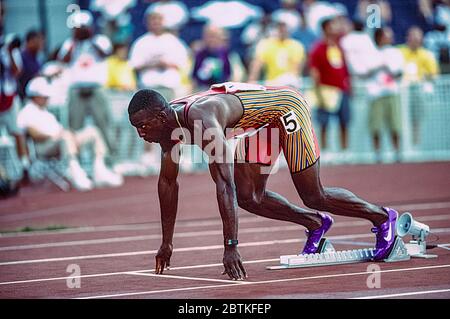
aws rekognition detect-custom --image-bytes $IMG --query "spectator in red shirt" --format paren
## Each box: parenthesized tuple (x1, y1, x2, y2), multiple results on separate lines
(309, 17, 351, 151)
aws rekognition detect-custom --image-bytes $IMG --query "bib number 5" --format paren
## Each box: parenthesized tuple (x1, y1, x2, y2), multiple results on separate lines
(281, 111, 301, 134)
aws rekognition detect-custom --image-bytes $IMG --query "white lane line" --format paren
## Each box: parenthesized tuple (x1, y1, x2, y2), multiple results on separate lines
(0, 216, 264, 238)
(78, 264, 450, 299)
(2, 200, 450, 238)
(352, 288, 450, 299)
(124, 272, 248, 284)
(2, 228, 450, 266)
(0, 258, 279, 286)
(2, 214, 449, 252)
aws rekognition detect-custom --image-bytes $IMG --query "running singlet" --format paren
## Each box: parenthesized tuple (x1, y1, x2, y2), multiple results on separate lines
(170, 82, 320, 173)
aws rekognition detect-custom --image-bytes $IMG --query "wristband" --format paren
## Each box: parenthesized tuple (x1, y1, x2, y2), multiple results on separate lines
(224, 239, 238, 246)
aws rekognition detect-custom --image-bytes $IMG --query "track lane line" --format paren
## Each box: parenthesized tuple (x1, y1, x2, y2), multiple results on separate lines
(2, 228, 449, 266)
(352, 288, 450, 299)
(124, 272, 249, 284)
(77, 264, 450, 299)
(1, 214, 449, 251)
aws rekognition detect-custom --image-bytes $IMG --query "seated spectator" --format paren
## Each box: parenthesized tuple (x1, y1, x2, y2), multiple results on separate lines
(192, 25, 232, 90)
(17, 77, 123, 191)
(248, 21, 305, 88)
(18, 29, 45, 102)
(106, 43, 137, 91)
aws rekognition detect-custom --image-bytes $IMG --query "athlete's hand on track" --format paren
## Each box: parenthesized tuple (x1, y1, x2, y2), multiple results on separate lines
(222, 247, 247, 280)
(155, 243, 173, 274)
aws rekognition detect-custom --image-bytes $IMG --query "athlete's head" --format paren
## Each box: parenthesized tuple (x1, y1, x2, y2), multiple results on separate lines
(128, 89, 170, 143)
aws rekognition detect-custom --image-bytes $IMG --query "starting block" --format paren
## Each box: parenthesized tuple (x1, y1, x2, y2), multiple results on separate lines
(267, 237, 411, 270)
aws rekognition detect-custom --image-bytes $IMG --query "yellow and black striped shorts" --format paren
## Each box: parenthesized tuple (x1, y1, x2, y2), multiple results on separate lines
(232, 88, 320, 173)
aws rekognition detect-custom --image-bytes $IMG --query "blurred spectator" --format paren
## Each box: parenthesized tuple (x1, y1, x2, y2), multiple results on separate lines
(90, 0, 135, 44)
(309, 17, 351, 151)
(399, 26, 439, 145)
(58, 10, 115, 154)
(419, 0, 450, 28)
(340, 19, 382, 78)
(355, 0, 392, 27)
(241, 11, 275, 64)
(129, 10, 189, 174)
(145, 0, 189, 33)
(129, 10, 189, 101)
(302, 0, 348, 36)
(192, 25, 232, 90)
(291, 10, 318, 56)
(0, 33, 28, 170)
(18, 29, 45, 102)
(106, 43, 137, 91)
(191, 0, 263, 29)
(17, 77, 123, 191)
(248, 21, 305, 88)
(367, 27, 404, 162)
(424, 24, 450, 74)
(272, 0, 302, 35)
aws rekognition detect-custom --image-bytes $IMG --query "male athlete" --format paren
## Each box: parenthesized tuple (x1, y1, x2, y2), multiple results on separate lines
(128, 82, 398, 280)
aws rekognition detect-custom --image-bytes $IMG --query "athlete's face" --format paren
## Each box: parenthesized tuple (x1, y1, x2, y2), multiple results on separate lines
(130, 109, 167, 143)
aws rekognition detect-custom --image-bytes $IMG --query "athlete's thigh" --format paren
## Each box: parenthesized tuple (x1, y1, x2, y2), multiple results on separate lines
(234, 161, 271, 198)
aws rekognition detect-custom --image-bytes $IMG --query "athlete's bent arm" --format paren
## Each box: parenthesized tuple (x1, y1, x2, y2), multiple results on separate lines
(155, 145, 180, 274)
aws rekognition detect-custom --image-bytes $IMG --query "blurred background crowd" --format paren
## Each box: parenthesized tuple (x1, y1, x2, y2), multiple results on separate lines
(1, 0, 449, 196)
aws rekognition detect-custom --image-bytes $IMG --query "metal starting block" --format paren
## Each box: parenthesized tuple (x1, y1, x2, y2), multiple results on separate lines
(267, 237, 411, 270)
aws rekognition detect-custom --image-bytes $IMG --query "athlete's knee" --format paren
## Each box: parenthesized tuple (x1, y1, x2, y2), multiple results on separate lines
(302, 191, 327, 210)
(237, 190, 263, 210)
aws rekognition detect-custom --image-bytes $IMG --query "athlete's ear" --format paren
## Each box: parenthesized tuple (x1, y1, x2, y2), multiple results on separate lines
(156, 110, 168, 123)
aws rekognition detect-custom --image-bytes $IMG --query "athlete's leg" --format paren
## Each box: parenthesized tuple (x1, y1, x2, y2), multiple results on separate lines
(234, 162, 322, 230)
(291, 160, 388, 226)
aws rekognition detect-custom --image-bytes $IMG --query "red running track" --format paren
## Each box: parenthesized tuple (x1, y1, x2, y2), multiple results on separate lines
(0, 162, 450, 299)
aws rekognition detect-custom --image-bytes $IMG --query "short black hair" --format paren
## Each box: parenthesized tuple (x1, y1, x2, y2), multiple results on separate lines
(352, 19, 364, 32)
(374, 28, 385, 46)
(128, 89, 168, 116)
(26, 29, 43, 42)
(321, 17, 334, 32)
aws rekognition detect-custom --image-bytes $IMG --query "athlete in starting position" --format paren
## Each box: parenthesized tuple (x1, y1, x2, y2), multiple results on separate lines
(128, 82, 398, 280)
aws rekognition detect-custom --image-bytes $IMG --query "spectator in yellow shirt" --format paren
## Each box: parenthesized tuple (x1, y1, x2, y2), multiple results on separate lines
(106, 43, 137, 91)
(398, 26, 439, 145)
(399, 26, 439, 83)
(248, 21, 305, 88)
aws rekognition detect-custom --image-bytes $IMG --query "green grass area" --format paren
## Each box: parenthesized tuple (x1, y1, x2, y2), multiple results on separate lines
(0, 225, 68, 235)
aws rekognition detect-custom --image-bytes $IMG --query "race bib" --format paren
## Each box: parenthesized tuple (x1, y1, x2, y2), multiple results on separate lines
(280, 111, 301, 134)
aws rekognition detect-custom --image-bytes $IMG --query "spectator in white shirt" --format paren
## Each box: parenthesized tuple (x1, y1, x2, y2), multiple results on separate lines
(129, 10, 190, 101)
(58, 10, 115, 154)
(17, 77, 123, 191)
(367, 27, 404, 162)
